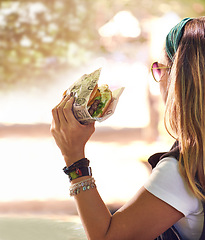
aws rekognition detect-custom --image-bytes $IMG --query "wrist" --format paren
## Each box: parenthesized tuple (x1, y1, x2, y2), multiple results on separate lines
(63, 151, 85, 167)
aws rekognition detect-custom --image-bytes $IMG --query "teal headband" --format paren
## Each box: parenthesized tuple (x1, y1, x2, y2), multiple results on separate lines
(166, 17, 193, 61)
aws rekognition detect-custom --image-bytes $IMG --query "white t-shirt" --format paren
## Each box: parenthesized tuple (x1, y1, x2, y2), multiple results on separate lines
(144, 157, 204, 240)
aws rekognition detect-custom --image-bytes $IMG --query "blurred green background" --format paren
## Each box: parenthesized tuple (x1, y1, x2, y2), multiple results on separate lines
(1, 0, 204, 88)
(0, 1, 204, 239)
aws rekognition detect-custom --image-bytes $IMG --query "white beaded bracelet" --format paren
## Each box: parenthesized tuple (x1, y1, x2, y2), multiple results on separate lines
(69, 177, 96, 197)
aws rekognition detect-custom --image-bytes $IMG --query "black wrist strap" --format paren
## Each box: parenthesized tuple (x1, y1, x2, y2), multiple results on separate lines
(68, 167, 92, 182)
(63, 158, 90, 174)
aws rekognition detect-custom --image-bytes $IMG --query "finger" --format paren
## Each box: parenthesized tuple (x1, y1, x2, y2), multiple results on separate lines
(88, 122, 96, 133)
(51, 95, 70, 128)
(52, 105, 60, 129)
(51, 97, 64, 124)
(57, 95, 71, 124)
(63, 97, 77, 124)
(59, 94, 71, 107)
(62, 90, 67, 98)
(50, 118, 57, 135)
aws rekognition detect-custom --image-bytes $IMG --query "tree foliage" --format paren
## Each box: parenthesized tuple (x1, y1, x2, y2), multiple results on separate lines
(0, 0, 204, 88)
(0, 0, 100, 87)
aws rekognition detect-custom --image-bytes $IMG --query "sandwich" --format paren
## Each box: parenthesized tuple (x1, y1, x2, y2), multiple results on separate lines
(62, 68, 124, 124)
(87, 84, 112, 118)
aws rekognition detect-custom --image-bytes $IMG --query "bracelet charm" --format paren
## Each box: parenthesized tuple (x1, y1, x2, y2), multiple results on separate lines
(70, 177, 96, 197)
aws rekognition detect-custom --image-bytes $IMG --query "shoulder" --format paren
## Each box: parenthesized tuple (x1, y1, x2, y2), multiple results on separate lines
(155, 156, 179, 171)
(144, 156, 202, 216)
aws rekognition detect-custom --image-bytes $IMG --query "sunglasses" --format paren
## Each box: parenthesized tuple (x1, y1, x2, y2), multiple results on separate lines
(151, 62, 171, 82)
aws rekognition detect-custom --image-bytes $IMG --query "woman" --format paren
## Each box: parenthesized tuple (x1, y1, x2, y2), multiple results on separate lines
(51, 17, 205, 239)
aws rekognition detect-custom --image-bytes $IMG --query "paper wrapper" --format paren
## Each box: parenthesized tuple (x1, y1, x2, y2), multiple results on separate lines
(65, 68, 124, 125)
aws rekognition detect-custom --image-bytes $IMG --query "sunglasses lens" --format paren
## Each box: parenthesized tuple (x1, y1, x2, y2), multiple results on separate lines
(152, 62, 161, 82)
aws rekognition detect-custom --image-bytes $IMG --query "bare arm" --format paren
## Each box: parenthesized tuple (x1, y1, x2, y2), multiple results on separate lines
(51, 95, 183, 240)
(72, 183, 183, 240)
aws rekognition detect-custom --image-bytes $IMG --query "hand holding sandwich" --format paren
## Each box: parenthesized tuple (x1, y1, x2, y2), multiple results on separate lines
(51, 94, 95, 167)
(51, 68, 123, 167)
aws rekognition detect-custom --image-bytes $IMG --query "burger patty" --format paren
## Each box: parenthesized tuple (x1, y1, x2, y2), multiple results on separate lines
(88, 99, 101, 116)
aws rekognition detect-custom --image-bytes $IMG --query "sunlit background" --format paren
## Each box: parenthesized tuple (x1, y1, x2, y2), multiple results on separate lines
(0, 0, 204, 239)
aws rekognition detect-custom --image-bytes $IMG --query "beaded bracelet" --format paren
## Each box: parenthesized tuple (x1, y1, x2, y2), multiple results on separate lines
(69, 177, 96, 197)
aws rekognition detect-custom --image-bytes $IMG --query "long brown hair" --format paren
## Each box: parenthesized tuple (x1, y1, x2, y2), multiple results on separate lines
(165, 17, 205, 200)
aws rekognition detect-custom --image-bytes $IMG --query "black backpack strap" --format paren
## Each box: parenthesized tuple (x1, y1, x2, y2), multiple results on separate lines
(148, 152, 167, 168)
(155, 226, 183, 240)
(148, 141, 180, 169)
(199, 201, 205, 240)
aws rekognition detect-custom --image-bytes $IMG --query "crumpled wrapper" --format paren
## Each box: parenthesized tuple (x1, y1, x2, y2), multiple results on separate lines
(65, 68, 124, 125)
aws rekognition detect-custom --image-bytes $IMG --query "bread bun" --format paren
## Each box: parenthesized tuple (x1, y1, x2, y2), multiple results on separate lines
(88, 84, 98, 105)
(88, 84, 112, 118)
(88, 85, 101, 106)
